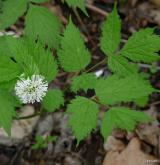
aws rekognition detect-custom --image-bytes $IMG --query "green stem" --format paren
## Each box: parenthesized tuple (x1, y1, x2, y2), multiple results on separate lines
(91, 96, 110, 109)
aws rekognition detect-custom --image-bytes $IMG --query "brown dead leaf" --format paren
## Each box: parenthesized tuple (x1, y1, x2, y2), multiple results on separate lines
(138, 2, 160, 25)
(102, 138, 159, 165)
(150, 0, 160, 7)
(136, 123, 159, 147)
(104, 136, 125, 152)
(136, 108, 160, 147)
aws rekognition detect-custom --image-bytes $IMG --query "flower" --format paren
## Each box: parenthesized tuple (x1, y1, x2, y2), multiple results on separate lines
(15, 75, 48, 104)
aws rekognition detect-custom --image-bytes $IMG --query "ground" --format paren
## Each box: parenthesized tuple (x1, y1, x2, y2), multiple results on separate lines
(0, 0, 160, 165)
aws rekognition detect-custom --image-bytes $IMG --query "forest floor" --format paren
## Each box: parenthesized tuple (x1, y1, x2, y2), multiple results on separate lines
(0, 0, 160, 164)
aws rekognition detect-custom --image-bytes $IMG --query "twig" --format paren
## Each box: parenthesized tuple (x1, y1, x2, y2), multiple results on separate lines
(14, 112, 41, 120)
(85, 56, 160, 73)
(14, 106, 43, 120)
(73, 10, 96, 47)
(138, 63, 160, 71)
(86, 3, 108, 17)
(85, 58, 107, 73)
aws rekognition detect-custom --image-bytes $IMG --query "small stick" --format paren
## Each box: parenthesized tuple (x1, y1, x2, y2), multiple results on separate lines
(138, 63, 160, 71)
(86, 3, 108, 17)
(73, 10, 96, 47)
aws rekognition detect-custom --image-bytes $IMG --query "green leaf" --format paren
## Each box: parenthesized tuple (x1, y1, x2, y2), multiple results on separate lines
(134, 96, 149, 107)
(120, 28, 160, 63)
(47, 135, 57, 142)
(67, 96, 99, 144)
(101, 110, 115, 140)
(63, 0, 87, 15)
(95, 75, 155, 105)
(101, 107, 151, 140)
(30, 0, 50, 3)
(71, 73, 98, 92)
(32, 135, 45, 149)
(0, 35, 20, 58)
(14, 39, 58, 82)
(0, 0, 27, 29)
(0, 90, 17, 135)
(0, 54, 21, 82)
(108, 55, 139, 77)
(100, 5, 121, 56)
(0, 79, 17, 92)
(42, 89, 64, 112)
(25, 4, 61, 49)
(31, 44, 58, 82)
(58, 18, 91, 72)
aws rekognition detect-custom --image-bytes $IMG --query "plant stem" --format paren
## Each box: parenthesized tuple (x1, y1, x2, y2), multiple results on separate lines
(85, 58, 107, 73)
(14, 106, 43, 120)
(14, 112, 41, 120)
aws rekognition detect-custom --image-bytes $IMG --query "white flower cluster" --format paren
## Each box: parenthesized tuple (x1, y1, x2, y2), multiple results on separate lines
(15, 75, 48, 104)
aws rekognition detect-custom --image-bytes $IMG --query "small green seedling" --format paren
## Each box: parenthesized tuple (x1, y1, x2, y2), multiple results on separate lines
(32, 135, 57, 150)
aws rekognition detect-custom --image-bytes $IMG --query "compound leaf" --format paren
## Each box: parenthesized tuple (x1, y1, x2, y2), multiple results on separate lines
(71, 73, 98, 92)
(62, 0, 87, 15)
(100, 5, 121, 56)
(0, 35, 20, 58)
(14, 39, 58, 82)
(67, 96, 99, 144)
(108, 55, 139, 77)
(42, 89, 64, 112)
(0, 54, 21, 82)
(0, 90, 17, 135)
(25, 4, 61, 49)
(120, 28, 160, 63)
(58, 18, 91, 72)
(101, 107, 151, 140)
(0, 0, 27, 29)
(95, 75, 155, 105)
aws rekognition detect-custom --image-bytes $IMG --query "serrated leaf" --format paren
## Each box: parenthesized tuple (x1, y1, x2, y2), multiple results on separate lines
(0, 0, 27, 29)
(67, 96, 99, 144)
(0, 54, 21, 82)
(25, 4, 61, 49)
(14, 39, 58, 82)
(32, 135, 45, 149)
(31, 44, 58, 82)
(42, 89, 64, 112)
(0, 79, 17, 92)
(101, 107, 151, 140)
(58, 18, 91, 72)
(71, 73, 98, 92)
(0, 35, 20, 58)
(100, 5, 121, 56)
(95, 75, 155, 105)
(0, 90, 17, 135)
(134, 96, 149, 107)
(30, 0, 49, 3)
(63, 0, 87, 15)
(108, 55, 139, 77)
(120, 28, 160, 63)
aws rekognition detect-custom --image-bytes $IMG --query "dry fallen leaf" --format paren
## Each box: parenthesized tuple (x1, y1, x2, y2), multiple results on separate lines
(104, 136, 125, 152)
(150, 0, 160, 7)
(136, 123, 159, 147)
(136, 108, 160, 147)
(102, 138, 158, 165)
